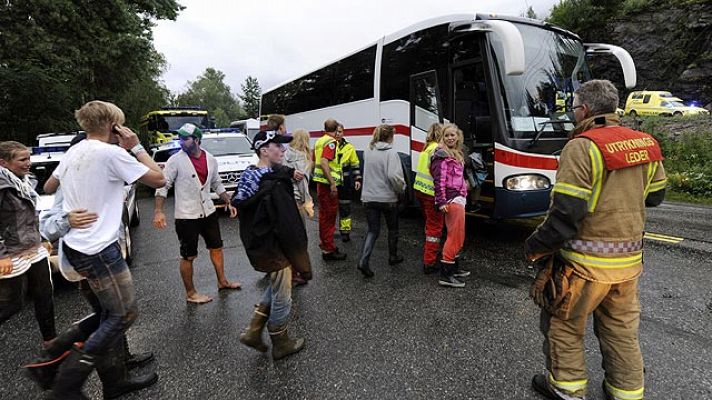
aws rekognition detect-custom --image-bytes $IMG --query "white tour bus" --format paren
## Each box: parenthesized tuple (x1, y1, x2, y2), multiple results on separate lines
(259, 13, 636, 218)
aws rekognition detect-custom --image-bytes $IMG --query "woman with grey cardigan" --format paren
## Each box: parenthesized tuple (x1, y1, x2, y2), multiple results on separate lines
(357, 124, 406, 278)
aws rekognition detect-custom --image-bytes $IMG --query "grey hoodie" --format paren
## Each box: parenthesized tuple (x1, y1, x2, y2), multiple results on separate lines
(361, 142, 405, 203)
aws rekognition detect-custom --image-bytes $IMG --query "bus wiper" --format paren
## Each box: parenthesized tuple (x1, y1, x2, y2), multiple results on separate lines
(527, 118, 574, 148)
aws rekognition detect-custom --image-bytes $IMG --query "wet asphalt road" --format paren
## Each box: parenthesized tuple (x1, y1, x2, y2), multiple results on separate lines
(1, 198, 711, 400)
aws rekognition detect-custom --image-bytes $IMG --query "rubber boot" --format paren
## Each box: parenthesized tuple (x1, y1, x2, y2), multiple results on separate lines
(122, 335, 154, 370)
(532, 374, 585, 400)
(24, 314, 99, 390)
(357, 233, 376, 277)
(268, 324, 305, 360)
(387, 233, 403, 265)
(452, 258, 471, 278)
(97, 340, 158, 400)
(46, 346, 95, 400)
(239, 304, 270, 352)
(438, 260, 465, 288)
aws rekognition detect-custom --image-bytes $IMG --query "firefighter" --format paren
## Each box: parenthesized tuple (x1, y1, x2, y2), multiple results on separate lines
(525, 80, 667, 400)
(413, 123, 444, 274)
(335, 123, 362, 242)
(313, 118, 347, 260)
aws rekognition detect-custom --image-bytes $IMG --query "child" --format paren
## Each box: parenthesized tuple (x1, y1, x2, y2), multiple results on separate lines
(232, 130, 312, 360)
(430, 124, 470, 288)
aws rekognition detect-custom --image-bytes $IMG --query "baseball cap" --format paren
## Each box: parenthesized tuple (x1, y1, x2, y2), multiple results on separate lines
(177, 123, 202, 140)
(252, 130, 293, 150)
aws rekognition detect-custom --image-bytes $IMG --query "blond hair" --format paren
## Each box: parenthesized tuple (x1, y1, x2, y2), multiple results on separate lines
(440, 123, 464, 163)
(0, 141, 29, 161)
(291, 129, 313, 170)
(369, 124, 395, 149)
(75, 100, 125, 134)
(426, 123, 443, 144)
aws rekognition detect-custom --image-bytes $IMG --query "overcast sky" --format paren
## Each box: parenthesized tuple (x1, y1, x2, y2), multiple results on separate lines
(153, 0, 558, 96)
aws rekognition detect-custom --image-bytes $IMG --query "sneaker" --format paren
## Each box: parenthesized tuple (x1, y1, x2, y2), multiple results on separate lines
(322, 249, 347, 261)
(388, 255, 404, 265)
(453, 269, 471, 278)
(438, 275, 465, 288)
(423, 263, 439, 275)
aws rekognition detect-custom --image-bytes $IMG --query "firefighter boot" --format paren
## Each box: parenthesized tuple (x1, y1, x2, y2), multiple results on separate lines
(46, 346, 96, 400)
(239, 304, 270, 352)
(97, 339, 158, 400)
(532, 374, 586, 400)
(268, 323, 305, 360)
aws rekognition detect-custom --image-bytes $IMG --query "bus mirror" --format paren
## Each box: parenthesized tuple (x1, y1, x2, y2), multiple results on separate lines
(451, 20, 525, 76)
(585, 43, 637, 89)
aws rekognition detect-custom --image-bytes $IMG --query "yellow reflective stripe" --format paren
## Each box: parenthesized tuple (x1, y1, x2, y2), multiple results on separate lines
(648, 178, 667, 193)
(605, 381, 644, 400)
(560, 249, 643, 269)
(643, 162, 657, 197)
(548, 373, 588, 392)
(553, 182, 592, 201)
(588, 143, 604, 212)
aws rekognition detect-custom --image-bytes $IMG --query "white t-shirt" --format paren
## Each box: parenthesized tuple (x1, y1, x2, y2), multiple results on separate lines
(52, 139, 148, 255)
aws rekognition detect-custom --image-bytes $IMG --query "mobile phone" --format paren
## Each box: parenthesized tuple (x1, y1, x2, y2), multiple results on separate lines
(112, 125, 121, 135)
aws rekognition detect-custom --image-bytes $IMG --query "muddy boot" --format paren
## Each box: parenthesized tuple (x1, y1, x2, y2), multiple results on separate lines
(122, 335, 154, 370)
(239, 304, 270, 352)
(46, 346, 95, 400)
(97, 340, 158, 400)
(268, 323, 305, 360)
(24, 314, 99, 390)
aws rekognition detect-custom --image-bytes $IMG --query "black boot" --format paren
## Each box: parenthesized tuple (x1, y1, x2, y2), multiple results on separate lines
(47, 346, 96, 400)
(268, 324, 305, 360)
(24, 314, 99, 391)
(438, 261, 465, 288)
(357, 232, 376, 277)
(532, 374, 584, 399)
(452, 258, 471, 278)
(97, 340, 158, 400)
(387, 231, 403, 265)
(122, 335, 154, 370)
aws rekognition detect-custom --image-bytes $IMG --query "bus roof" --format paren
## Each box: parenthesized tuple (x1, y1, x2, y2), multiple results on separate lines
(263, 13, 580, 95)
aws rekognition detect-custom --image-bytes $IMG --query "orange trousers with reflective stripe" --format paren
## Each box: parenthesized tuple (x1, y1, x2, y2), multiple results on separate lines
(416, 191, 443, 266)
(540, 276, 644, 398)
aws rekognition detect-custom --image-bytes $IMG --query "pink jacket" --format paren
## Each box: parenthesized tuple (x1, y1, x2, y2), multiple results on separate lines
(430, 148, 467, 208)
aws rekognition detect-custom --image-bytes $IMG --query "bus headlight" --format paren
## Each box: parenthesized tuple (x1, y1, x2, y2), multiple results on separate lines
(504, 174, 550, 191)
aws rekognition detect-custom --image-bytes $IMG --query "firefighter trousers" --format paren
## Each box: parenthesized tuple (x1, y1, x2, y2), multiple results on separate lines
(540, 276, 644, 399)
(416, 191, 443, 266)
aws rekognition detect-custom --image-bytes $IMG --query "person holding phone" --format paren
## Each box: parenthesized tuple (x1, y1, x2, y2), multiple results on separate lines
(43, 100, 166, 399)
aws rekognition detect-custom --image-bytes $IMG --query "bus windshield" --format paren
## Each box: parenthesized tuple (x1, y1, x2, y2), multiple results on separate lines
(491, 23, 591, 140)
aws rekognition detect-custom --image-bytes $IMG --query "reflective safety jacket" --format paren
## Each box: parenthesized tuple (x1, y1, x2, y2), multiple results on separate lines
(313, 134, 342, 186)
(413, 141, 439, 196)
(337, 139, 361, 187)
(526, 117, 667, 283)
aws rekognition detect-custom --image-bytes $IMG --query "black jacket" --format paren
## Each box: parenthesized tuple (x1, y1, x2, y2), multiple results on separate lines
(233, 165, 312, 279)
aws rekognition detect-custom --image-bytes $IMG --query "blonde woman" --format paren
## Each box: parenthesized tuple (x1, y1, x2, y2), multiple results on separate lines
(284, 129, 314, 219)
(430, 124, 469, 288)
(357, 125, 406, 277)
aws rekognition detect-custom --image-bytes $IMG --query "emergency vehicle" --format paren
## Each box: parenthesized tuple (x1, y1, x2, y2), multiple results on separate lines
(140, 107, 214, 145)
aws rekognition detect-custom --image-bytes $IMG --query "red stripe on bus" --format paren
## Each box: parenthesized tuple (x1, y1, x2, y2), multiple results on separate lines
(495, 148, 558, 170)
(411, 141, 424, 152)
(308, 124, 411, 138)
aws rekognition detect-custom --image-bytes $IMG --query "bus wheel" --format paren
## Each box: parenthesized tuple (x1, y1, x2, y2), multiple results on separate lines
(673, 111, 683, 117)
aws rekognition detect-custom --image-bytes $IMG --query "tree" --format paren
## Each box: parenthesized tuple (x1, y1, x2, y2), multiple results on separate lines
(238, 76, 262, 119)
(547, 0, 622, 42)
(0, 1, 183, 144)
(523, 6, 538, 19)
(176, 68, 245, 127)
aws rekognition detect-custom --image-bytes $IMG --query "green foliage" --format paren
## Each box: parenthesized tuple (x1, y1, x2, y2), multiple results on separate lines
(522, 6, 538, 19)
(0, 0, 183, 144)
(175, 68, 245, 127)
(239, 76, 262, 119)
(546, 0, 622, 42)
(638, 116, 712, 198)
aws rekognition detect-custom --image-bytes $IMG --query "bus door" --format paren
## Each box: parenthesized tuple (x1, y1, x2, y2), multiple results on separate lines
(451, 60, 495, 216)
(409, 70, 444, 203)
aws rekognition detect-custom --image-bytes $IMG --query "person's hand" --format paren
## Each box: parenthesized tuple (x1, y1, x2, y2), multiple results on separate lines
(41, 241, 53, 254)
(330, 183, 338, 197)
(227, 204, 238, 219)
(68, 209, 99, 229)
(440, 205, 449, 213)
(114, 125, 140, 150)
(293, 170, 305, 181)
(0, 258, 13, 276)
(153, 211, 167, 229)
(354, 181, 361, 191)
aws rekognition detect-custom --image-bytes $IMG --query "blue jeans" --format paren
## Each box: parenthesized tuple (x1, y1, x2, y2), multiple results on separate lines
(63, 242, 137, 355)
(260, 267, 292, 327)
